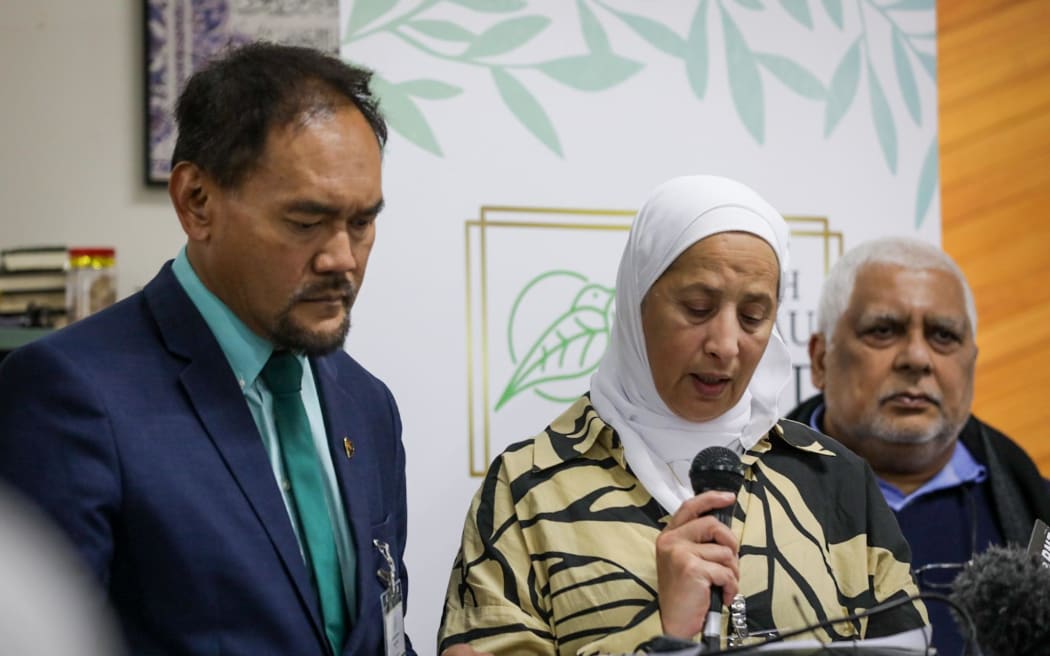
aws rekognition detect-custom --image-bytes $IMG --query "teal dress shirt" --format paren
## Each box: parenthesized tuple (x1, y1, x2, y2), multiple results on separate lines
(172, 248, 358, 620)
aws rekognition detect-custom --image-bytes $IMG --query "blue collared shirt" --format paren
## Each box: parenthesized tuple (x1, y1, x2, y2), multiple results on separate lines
(172, 249, 358, 619)
(809, 402, 987, 511)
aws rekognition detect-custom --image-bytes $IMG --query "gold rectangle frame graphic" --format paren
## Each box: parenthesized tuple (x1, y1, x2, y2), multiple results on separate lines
(465, 207, 634, 476)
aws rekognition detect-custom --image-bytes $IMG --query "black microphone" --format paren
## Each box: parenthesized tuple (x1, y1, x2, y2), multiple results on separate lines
(688, 446, 744, 653)
(949, 544, 1050, 656)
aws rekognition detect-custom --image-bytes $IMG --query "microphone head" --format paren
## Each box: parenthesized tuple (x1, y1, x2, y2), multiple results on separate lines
(949, 545, 1050, 656)
(688, 446, 745, 496)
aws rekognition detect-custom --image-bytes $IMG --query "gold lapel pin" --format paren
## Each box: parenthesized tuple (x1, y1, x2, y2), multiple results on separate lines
(343, 437, 355, 460)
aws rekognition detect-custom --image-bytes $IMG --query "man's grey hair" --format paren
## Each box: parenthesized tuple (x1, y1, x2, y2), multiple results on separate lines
(816, 236, 978, 340)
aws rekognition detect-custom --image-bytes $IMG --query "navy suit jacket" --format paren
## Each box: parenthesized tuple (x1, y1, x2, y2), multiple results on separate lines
(0, 263, 414, 655)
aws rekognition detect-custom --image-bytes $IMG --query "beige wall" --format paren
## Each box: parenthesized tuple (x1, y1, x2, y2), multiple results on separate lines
(0, 1, 181, 298)
(939, 0, 1050, 475)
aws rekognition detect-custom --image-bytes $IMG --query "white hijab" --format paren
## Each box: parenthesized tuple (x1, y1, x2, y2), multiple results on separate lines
(589, 175, 793, 515)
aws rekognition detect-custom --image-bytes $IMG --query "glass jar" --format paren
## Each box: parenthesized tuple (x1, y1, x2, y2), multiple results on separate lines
(67, 247, 117, 322)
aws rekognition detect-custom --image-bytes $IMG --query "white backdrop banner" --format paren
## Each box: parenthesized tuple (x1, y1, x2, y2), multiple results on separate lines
(338, 0, 938, 648)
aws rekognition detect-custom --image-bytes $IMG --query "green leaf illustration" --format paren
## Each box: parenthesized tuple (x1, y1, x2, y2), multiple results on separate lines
(892, 29, 921, 125)
(463, 15, 551, 59)
(821, 0, 844, 29)
(398, 79, 463, 100)
(779, 0, 814, 29)
(496, 284, 613, 411)
(608, 8, 686, 58)
(685, 0, 711, 99)
(406, 19, 475, 42)
(448, 0, 526, 12)
(491, 68, 563, 157)
(757, 54, 826, 99)
(824, 37, 861, 137)
(917, 51, 937, 80)
(734, 0, 764, 9)
(884, 0, 935, 10)
(371, 76, 443, 156)
(577, 0, 610, 53)
(537, 53, 643, 91)
(722, 8, 765, 144)
(867, 63, 898, 173)
(344, 0, 399, 37)
(506, 270, 587, 358)
(914, 137, 938, 228)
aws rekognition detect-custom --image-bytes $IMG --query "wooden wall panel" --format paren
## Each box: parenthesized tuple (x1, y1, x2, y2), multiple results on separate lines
(939, 0, 1050, 475)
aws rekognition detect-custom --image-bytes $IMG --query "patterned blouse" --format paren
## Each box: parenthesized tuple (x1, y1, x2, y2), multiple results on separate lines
(439, 396, 927, 655)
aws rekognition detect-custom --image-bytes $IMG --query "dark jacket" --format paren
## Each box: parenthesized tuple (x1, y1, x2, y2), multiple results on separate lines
(787, 394, 1050, 545)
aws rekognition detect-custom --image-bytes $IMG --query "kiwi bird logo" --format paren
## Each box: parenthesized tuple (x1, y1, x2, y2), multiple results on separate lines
(495, 271, 615, 411)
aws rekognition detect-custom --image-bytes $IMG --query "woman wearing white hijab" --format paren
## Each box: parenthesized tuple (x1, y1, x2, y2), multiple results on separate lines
(590, 173, 794, 517)
(439, 176, 927, 656)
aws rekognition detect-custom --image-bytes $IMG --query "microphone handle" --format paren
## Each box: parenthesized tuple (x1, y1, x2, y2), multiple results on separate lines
(699, 502, 733, 651)
(702, 586, 723, 651)
(704, 505, 733, 526)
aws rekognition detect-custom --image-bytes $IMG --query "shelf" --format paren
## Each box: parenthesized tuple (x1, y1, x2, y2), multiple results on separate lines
(0, 326, 52, 352)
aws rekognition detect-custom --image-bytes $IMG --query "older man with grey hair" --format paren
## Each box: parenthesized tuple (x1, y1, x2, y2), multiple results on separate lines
(787, 236, 1050, 656)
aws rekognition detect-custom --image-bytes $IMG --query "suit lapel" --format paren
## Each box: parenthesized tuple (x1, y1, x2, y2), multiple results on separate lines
(143, 264, 328, 647)
(312, 356, 381, 632)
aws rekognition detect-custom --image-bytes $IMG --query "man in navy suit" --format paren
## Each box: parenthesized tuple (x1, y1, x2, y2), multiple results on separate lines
(0, 43, 415, 655)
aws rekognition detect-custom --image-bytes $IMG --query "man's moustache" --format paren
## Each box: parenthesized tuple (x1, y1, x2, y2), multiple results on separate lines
(294, 278, 355, 303)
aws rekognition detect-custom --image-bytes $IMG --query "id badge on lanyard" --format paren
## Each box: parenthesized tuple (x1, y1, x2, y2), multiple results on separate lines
(374, 539, 406, 656)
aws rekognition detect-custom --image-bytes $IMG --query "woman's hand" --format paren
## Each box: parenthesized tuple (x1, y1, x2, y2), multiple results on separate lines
(655, 490, 740, 639)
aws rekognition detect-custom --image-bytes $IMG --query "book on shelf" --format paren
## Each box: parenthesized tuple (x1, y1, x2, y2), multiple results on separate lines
(0, 270, 68, 293)
(0, 308, 66, 329)
(0, 245, 69, 330)
(0, 245, 67, 272)
(0, 287, 67, 329)
(0, 289, 66, 314)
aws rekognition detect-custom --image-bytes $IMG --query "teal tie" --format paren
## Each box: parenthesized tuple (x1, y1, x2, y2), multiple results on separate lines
(262, 351, 347, 653)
